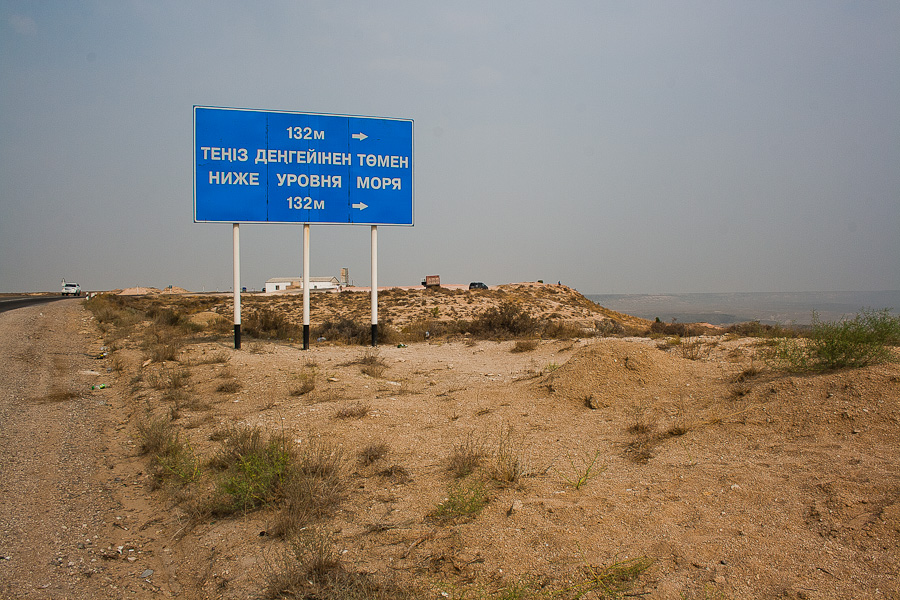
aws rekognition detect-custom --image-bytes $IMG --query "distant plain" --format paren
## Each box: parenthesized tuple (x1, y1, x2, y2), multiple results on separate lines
(588, 290, 900, 326)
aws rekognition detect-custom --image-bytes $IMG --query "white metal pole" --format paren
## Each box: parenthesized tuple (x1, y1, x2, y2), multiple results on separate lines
(371, 225, 378, 346)
(232, 223, 241, 349)
(303, 223, 310, 350)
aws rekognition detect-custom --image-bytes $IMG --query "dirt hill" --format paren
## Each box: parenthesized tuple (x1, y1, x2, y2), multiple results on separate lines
(241, 282, 654, 335)
(1, 291, 897, 600)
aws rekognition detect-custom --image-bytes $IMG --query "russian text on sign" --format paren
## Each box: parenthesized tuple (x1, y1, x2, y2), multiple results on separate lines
(208, 171, 260, 185)
(276, 174, 343, 188)
(356, 177, 401, 190)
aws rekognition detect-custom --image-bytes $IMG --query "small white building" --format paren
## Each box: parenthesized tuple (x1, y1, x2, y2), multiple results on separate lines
(264, 276, 341, 293)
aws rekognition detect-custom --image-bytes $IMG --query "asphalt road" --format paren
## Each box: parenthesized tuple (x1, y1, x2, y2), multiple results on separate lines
(0, 295, 70, 314)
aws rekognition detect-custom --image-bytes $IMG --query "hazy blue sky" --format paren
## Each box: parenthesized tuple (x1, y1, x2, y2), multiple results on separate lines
(2, 1, 898, 294)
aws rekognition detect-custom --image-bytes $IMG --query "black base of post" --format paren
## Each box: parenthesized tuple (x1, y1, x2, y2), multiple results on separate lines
(303, 324, 310, 350)
(234, 324, 241, 350)
(371, 324, 378, 347)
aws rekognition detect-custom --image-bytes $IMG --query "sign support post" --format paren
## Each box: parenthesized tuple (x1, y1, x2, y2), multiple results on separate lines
(371, 225, 378, 346)
(232, 223, 241, 349)
(303, 224, 310, 350)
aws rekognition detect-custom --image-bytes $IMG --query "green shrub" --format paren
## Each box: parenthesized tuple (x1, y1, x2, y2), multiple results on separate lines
(429, 480, 488, 523)
(558, 449, 604, 491)
(808, 309, 899, 369)
(725, 320, 800, 338)
(770, 309, 900, 371)
(222, 445, 292, 511)
(561, 556, 654, 599)
(156, 441, 201, 485)
(136, 416, 199, 485)
(210, 426, 293, 513)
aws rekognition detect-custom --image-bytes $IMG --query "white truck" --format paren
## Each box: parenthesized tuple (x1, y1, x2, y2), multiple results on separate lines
(61, 282, 82, 296)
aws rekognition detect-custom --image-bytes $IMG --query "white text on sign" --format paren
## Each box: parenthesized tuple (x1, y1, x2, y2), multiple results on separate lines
(287, 197, 325, 210)
(356, 154, 409, 168)
(209, 171, 260, 185)
(200, 147, 249, 161)
(276, 174, 343, 188)
(286, 127, 325, 140)
(356, 177, 401, 190)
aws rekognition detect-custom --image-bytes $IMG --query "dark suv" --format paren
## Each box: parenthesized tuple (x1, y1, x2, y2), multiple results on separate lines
(468, 282, 488, 290)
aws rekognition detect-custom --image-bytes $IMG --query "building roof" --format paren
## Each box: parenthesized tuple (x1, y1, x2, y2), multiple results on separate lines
(265, 276, 340, 283)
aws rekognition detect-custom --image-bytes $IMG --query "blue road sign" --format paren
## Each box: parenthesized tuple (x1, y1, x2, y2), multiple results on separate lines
(194, 106, 413, 225)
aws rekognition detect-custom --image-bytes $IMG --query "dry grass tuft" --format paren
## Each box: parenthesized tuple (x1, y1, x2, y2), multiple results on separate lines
(731, 382, 752, 398)
(37, 390, 80, 403)
(680, 337, 708, 360)
(447, 432, 485, 479)
(511, 339, 539, 353)
(377, 465, 410, 482)
(567, 556, 654, 598)
(136, 415, 199, 485)
(626, 399, 655, 435)
(343, 349, 389, 378)
(143, 326, 183, 363)
(666, 423, 690, 437)
(357, 442, 389, 466)
(734, 364, 761, 382)
(492, 424, 538, 484)
(271, 441, 347, 537)
(184, 350, 230, 366)
(334, 401, 369, 420)
(216, 379, 241, 393)
(265, 528, 420, 599)
(289, 372, 316, 396)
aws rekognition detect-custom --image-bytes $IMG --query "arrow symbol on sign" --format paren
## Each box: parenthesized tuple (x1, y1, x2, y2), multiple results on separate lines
(351, 132, 368, 141)
(352, 202, 368, 211)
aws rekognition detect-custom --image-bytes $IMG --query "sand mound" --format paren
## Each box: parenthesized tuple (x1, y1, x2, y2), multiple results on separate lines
(544, 338, 709, 408)
(118, 287, 161, 296)
(117, 285, 190, 296)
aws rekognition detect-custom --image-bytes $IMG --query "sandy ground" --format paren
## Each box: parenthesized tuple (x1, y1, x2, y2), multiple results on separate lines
(0, 300, 184, 598)
(1, 289, 898, 599)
